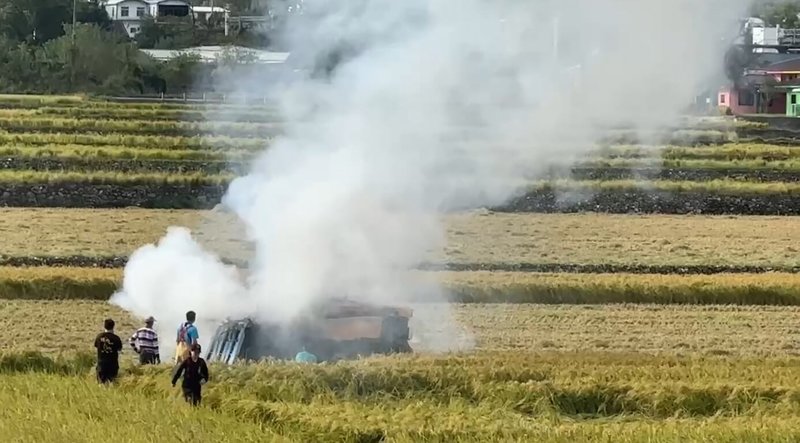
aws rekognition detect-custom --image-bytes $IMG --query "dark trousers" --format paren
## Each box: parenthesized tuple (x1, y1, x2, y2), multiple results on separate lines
(182, 385, 202, 406)
(139, 351, 158, 365)
(96, 362, 119, 384)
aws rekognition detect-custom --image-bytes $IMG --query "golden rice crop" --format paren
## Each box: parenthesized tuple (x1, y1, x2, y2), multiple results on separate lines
(0, 373, 286, 442)
(0, 131, 268, 150)
(0, 267, 120, 300)
(4, 352, 800, 442)
(596, 143, 800, 161)
(0, 209, 792, 267)
(532, 178, 800, 195)
(6, 267, 800, 306)
(577, 157, 800, 171)
(435, 271, 800, 305)
(0, 94, 85, 108)
(4, 373, 800, 443)
(34, 106, 284, 123)
(0, 116, 284, 138)
(0, 170, 233, 185)
(6, 299, 800, 356)
(0, 144, 250, 161)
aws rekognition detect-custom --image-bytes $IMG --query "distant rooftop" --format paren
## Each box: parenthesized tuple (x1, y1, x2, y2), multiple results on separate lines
(192, 6, 228, 14)
(141, 46, 290, 64)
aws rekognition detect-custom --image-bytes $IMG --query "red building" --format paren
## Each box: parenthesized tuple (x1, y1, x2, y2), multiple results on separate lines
(719, 57, 800, 115)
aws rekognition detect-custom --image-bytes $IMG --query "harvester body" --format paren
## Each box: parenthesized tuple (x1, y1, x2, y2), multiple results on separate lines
(205, 297, 413, 364)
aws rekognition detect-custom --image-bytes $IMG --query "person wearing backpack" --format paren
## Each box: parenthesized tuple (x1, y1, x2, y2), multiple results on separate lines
(175, 310, 199, 363)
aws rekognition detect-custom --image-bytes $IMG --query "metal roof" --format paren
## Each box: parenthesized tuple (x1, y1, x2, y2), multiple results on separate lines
(192, 6, 228, 13)
(102, 0, 186, 4)
(141, 46, 290, 64)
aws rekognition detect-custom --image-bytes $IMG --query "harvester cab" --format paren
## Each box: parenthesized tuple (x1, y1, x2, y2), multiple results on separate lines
(205, 297, 413, 364)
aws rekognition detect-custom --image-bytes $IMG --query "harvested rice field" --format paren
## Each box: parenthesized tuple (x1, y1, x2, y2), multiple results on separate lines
(0, 208, 797, 269)
(4, 299, 799, 358)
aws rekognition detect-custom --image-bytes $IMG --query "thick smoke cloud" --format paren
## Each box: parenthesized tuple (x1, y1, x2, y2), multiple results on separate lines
(111, 0, 752, 356)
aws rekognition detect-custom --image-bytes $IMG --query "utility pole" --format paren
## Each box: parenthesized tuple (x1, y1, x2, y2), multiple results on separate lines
(70, 0, 78, 91)
(72, 0, 77, 42)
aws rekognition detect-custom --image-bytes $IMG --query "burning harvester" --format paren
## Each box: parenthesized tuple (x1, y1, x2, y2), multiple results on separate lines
(205, 297, 414, 364)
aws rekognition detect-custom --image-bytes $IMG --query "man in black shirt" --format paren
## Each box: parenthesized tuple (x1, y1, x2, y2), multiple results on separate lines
(94, 318, 123, 384)
(171, 343, 210, 406)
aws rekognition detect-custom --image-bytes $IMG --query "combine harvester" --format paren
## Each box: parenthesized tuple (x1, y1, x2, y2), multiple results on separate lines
(205, 297, 414, 364)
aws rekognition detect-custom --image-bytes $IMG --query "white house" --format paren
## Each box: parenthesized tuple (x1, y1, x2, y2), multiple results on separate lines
(102, 0, 148, 37)
(101, 0, 192, 38)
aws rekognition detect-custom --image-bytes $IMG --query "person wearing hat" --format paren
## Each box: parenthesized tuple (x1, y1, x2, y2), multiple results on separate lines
(129, 316, 160, 365)
(171, 343, 210, 406)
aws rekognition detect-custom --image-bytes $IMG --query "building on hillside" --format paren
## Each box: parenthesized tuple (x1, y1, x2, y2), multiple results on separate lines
(141, 45, 290, 64)
(192, 5, 229, 22)
(140, 45, 295, 94)
(718, 56, 800, 115)
(101, 0, 148, 37)
(101, 0, 191, 38)
(191, 5, 231, 35)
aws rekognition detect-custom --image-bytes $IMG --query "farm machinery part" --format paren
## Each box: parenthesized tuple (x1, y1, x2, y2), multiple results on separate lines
(205, 297, 413, 364)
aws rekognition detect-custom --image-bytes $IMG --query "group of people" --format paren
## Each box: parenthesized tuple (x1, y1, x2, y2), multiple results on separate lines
(93, 310, 210, 406)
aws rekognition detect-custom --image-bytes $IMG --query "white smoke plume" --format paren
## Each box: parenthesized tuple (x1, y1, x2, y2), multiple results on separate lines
(111, 0, 752, 355)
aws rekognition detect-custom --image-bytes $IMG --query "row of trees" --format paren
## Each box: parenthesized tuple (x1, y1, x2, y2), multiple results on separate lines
(751, 1, 800, 28)
(0, 0, 281, 95)
(0, 24, 206, 95)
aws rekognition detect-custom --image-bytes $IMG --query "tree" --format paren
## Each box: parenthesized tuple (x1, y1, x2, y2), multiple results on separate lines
(0, 36, 40, 92)
(41, 23, 142, 94)
(0, 0, 110, 44)
(752, 1, 800, 27)
(135, 16, 195, 49)
(161, 53, 202, 93)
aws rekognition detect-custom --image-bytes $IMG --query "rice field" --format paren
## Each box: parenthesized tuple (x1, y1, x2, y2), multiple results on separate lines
(3, 94, 800, 440)
(4, 299, 800, 357)
(0, 208, 795, 268)
(5, 369, 800, 442)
